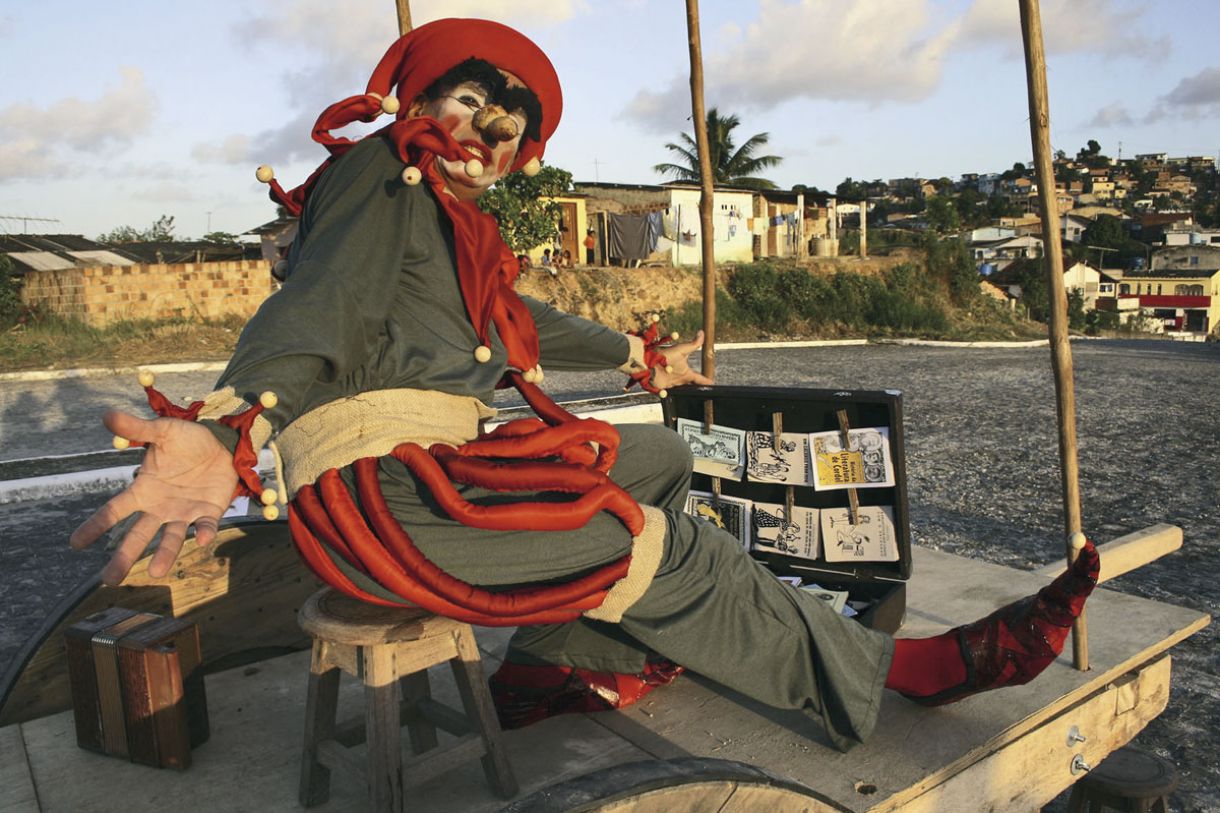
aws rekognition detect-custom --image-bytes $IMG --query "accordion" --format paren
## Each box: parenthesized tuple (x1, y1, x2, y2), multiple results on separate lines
(65, 607, 209, 770)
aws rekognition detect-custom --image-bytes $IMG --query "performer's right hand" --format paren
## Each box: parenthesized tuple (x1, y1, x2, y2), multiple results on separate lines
(70, 410, 239, 586)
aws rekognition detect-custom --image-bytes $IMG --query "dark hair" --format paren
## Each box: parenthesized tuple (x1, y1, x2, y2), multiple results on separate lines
(424, 58, 542, 143)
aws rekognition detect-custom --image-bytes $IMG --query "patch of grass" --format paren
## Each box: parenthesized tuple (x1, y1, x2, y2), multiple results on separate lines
(0, 315, 243, 373)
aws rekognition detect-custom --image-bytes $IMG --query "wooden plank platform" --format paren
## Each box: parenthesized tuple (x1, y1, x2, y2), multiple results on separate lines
(0, 547, 1207, 812)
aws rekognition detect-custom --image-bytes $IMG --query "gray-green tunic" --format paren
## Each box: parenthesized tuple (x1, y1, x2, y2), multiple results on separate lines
(214, 135, 893, 751)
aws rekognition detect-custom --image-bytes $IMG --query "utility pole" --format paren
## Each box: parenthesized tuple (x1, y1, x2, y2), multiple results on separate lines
(592, 157, 604, 183)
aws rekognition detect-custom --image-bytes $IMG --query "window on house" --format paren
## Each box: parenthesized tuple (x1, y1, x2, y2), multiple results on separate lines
(1190, 255, 1199, 265)
(1157, 284, 1163, 294)
(1120, 284, 1130, 295)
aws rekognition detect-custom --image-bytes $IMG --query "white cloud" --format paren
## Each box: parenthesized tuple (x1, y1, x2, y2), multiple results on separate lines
(623, 0, 955, 134)
(0, 68, 156, 151)
(413, 0, 585, 25)
(955, 0, 1167, 60)
(1161, 66, 1220, 108)
(239, 0, 582, 65)
(1145, 66, 1220, 123)
(193, 135, 255, 165)
(0, 138, 64, 181)
(1086, 103, 1134, 128)
(0, 68, 156, 180)
(134, 181, 197, 204)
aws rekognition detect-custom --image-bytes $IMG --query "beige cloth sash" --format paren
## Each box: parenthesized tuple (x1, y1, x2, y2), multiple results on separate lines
(268, 386, 665, 621)
(273, 388, 496, 498)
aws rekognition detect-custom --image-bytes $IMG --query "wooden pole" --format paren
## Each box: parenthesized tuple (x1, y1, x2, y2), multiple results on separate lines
(684, 0, 716, 380)
(1018, 0, 1088, 671)
(395, 0, 412, 35)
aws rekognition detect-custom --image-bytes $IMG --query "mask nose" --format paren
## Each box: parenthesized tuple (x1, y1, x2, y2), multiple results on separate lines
(472, 104, 520, 143)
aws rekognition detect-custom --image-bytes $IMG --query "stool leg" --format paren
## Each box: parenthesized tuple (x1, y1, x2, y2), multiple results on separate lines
(363, 644, 404, 813)
(450, 628, 518, 799)
(400, 670, 439, 755)
(300, 641, 342, 807)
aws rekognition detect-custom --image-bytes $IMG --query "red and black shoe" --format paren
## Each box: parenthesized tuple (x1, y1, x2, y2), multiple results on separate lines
(489, 657, 685, 730)
(906, 539, 1100, 707)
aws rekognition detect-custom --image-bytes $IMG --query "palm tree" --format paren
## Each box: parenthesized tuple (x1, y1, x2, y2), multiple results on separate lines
(653, 108, 783, 190)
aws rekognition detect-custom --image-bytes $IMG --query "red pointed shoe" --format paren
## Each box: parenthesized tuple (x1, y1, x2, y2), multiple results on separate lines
(490, 657, 685, 729)
(907, 539, 1100, 707)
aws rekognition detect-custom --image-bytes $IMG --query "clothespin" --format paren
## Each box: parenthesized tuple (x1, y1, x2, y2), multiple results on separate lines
(772, 412, 795, 518)
(836, 408, 861, 525)
(704, 400, 720, 508)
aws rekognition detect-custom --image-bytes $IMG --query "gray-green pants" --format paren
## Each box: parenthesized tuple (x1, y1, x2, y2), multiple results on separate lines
(334, 424, 893, 749)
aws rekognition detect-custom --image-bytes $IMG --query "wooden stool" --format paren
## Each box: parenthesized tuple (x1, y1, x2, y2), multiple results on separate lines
(297, 588, 517, 811)
(1066, 746, 1177, 813)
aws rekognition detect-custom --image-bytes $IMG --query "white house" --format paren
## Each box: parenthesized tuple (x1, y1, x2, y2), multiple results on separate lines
(1062, 261, 1117, 309)
(1061, 213, 1092, 243)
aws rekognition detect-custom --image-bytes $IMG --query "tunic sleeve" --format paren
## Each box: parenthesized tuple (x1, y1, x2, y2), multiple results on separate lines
(521, 294, 630, 371)
(215, 138, 416, 431)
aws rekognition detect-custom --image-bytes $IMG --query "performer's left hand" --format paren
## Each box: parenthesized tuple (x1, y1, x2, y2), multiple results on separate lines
(652, 329, 714, 390)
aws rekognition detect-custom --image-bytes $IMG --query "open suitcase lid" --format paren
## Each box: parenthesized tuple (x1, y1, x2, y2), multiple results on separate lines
(663, 384, 912, 583)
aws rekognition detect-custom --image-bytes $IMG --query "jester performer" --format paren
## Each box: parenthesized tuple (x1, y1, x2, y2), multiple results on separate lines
(71, 18, 1099, 750)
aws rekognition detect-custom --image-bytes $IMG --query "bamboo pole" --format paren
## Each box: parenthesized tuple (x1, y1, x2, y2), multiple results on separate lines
(1018, 0, 1088, 671)
(684, 0, 716, 380)
(395, 0, 412, 35)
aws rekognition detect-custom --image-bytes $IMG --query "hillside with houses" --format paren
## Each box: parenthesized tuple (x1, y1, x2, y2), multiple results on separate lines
(2, 147, 1218, 344)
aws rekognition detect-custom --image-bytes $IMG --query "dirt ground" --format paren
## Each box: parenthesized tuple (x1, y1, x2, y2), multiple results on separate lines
(2, 339, 1216, 811)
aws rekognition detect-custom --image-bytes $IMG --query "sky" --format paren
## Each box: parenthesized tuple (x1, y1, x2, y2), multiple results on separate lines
(2, 0, 1219, 240)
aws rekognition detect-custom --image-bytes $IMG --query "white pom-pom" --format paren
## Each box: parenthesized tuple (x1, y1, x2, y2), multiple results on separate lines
(260, 488, 278, 506)
(113, 435, 131, 450)
(464, 159, 484, 178)
(262, 504, 280, 521)
(665, 365, 674, 374)
(535, 365, 544, 383)
(521, 157, 541, 177)
(259, 391, 278, 409)
(401, 166, 422, 185)
(522, 368, 538, 383)
(658, 389, 668, 399)
(138, 370, 155, 388)
(1069, 531, 1087, 552)
(670, 332, 680, 340)
(255, 165, 274, 183)
(380, 96, 400, 115)
(650, 313, 660, 323)
(474, 345, 492, 363)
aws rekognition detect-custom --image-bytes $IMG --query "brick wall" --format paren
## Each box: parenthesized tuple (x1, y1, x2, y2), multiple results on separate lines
(20, 260, 275, 326)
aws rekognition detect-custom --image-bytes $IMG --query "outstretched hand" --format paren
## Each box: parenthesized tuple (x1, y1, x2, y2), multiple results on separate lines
(651, 329, 714, 391)
(70, 410, 238, 586)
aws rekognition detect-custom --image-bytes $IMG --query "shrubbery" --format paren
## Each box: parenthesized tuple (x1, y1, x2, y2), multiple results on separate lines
(711, 259, 953, 337)
(0, 255, 27, 329)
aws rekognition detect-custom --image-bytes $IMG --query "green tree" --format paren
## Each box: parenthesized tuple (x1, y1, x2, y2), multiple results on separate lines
(654, 108, 782, 190)
(1067, 288, 1087, 331)
(1009, 259, 1050, 322)
(0, 254, 22, 327)
(926, 236, 978, 306)
(1001, 162, 1027, 181)
(202, 231, 239, 244)
(97, 214, 176, 244)
(835, 177, 869, 201)
(925, 196, 961, 234)
(478, 163, 574, 252)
